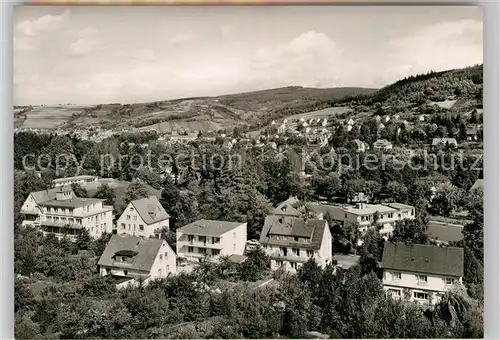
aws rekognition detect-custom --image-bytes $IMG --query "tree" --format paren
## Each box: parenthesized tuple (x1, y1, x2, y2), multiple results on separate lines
(124, 179, 150, 204)
(390, 219, 429, 245)
(430, 183, 463, 217)
(93, 184, 116, 206)
(76, 229, 92, 251)
(237, 246, 270, 281)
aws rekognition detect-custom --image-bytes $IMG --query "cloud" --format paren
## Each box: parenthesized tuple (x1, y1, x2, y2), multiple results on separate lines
(16, 8, 70, 36)
(384, 19, 483, 82)
(14, 37, 34, 52)
(248, 31, 345, 88)
(80, 26, 99, 37)
(168, 33, 191, 46)
(69, 38, 96, 57)
(134, 49, 155, 61)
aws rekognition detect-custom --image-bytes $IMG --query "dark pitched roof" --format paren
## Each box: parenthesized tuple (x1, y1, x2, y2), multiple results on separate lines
(381, 242, 464, 277)
(97, 234, 170, 272)
(39, 197, 104, 208)
(259, 215, 327, 250)
(130, 196, 170, 225)
(31, 186, 73, 204)
(177, 219, 246, 237)
(270, 197, 301, 217)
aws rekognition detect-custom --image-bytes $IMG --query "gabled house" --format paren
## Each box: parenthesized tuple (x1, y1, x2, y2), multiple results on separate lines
(176, 219, 247, 263)
(382, 242, 464, 305)
(116, 196, 170, 238)
(259, 215, 332, 272)
(20, 186, 73, 227)
(97, 234, 176, 289)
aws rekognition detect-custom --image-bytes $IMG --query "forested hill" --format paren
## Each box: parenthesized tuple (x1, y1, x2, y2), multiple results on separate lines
(339, 64, 483, 107)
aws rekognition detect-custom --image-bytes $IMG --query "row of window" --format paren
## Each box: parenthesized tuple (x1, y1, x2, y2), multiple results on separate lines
(277, 246, 314, 258)
(121, 223, 145, 231)
(187, 247, 221, 256)
(389, 271, 456, 285)
(187, 235, 221, 244)
(388, 289, 430, 300)
(271, 235, 310, 243)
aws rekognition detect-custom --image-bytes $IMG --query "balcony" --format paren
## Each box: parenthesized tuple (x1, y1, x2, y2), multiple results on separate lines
(416, 281, 428, 287)
(182, 238, 222, 249)
(269, 251, 310, 263)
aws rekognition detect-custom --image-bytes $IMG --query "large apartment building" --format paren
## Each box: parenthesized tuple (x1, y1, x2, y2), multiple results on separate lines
(259, 214, 332, 272)
(97, 234, 176, 289)
(116, 196, 170, 238)
(381, 242, 464, 305)
(309, 201, 415, 238)
(20, 186, 114, 240)
(176, 219, 247, 263)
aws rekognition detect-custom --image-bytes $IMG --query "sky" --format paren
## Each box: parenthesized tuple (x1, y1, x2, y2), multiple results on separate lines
(13, 6, 483, 106)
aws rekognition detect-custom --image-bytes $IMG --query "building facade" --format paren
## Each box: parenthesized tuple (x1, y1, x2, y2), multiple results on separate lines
(98, 234, 176, 288)
(176, 220, 247, 263)
(382, 242, 464, 305)
(52, 175, 98, 188)
(259, 214, 332, 272)
(21, 186, 113, 240)
(116, 196, 170, 238)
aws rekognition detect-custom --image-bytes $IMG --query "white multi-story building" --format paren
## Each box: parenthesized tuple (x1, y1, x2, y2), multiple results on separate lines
(20, 186, 114, 240)
(97, 234, 176, 289)
(52, 175, 98, 188)
(382, 242, 464, 305)
(259, 213, 332, 273)
(340, 202, 415, 237)
(116, 196, 170, 238)
(176, 219, 247, 263)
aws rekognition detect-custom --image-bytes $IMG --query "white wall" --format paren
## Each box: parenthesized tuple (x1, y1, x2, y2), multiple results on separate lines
(383, 269, 462, 305)
(220, 223, 247, 257)
(176, 222, 247, 262)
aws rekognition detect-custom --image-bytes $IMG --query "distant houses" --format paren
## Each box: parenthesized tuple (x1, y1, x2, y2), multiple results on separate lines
(382, 242, 464, 305)
(431, 137, 458, 149)
(372, 139, 393, 151)
(52, 175, 98, 188)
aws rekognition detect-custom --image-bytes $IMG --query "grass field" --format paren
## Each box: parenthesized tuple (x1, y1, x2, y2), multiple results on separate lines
(21, 105, 87, 129)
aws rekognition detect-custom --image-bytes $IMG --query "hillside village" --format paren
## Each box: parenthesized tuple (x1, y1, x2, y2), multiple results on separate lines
(14, 65, 484, 339)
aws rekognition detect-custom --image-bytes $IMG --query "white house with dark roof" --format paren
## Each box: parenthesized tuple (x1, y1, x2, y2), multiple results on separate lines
(381, 242, 464, 305)
(259, 213, 332, 272)
(116, 196, 170, 238)
(97, 234, 176, 289)
(176, 219, 247, 263)
(20, 186, 113, 240)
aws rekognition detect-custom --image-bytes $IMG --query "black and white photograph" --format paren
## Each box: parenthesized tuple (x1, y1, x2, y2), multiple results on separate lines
(13, 5, 484, 339)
